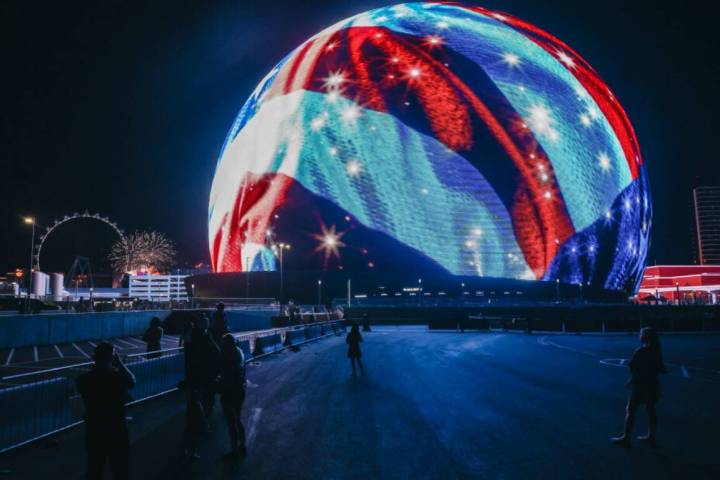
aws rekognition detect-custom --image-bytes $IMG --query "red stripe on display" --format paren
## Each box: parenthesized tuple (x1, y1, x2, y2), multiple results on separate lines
(464, 5, 643, 179)
(212, 173, 293, 272)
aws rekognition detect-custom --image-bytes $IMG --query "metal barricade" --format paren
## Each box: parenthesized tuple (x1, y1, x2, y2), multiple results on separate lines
(0, 320, 342, 453)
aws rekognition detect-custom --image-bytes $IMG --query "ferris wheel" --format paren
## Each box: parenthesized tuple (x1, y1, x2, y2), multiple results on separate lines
(34, 211, 126, 272)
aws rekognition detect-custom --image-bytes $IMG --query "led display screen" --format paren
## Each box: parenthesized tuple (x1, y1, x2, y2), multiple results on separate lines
(209, 2, 651, 292)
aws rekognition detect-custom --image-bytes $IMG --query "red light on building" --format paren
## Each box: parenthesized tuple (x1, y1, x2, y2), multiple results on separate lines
(638, 265, 720, 304)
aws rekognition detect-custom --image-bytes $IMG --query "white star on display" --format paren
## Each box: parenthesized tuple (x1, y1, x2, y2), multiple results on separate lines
(605, 210, 612, 220)
(421, 187, 429, 195)
(492, 13, 508, 21)
(341, 103, 361, 123)
(392, 57, 399, 63)
(375, 15, 388, 23)
(425, 35, 443, 47)
(502, 52, 521, 67)
(544, 191, 552, 200)
(624, 199, 632, 211)
(328, 146, 338, 156)
(597, 152, 612, 171)
(324, 71, 345, 89)
(557, 50, 575, 68)
(540, 172, 549, 182)
(326, 42, 337, 51)
(472, 228, 482, 237)
(579, 113, 591, 127)
(465, 240, 476, 248)
(527, 104, 560, 141)
(436, 20, 449, 29)
(310, 113, 327, 131)
(325, 89, 340, 103)
(313, 224, 346, 265)
(409, 67, 422, 78)
(346, 160, 361, 176)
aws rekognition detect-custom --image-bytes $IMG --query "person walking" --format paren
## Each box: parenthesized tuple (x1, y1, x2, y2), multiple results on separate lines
(76, 342, 136, 480)
(346, 323, 365, 376)
(210, 303, 229, 344)
(611, 326, 667, 447)
(219, 333, 247, 460)
(142, 317, 163, 359)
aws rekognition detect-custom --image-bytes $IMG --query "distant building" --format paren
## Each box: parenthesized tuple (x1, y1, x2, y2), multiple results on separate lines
(693, 186, 720, 264)
(637, 265, 720, 304)
(129, 274, 188, 301)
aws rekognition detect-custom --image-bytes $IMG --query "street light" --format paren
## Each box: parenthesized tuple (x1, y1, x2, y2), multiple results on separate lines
(191, 283, 195, 309)
(23, 217, 35, 313)
(317, 279, 322, 307)
(555, 278, 560, 303)
(675, 282, 681, 305)
(277, 243, 291, 305)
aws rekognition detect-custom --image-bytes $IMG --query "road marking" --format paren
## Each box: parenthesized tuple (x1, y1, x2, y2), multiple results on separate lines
(88, 341, 97, 348)
(72, 343, 91, 359)
(537, 336, 599, 357)
(681, 365, 689, 378)
(53, 344, 64, 358)
(246, 408, 263, 449)
(4, 349, 14, 366)
(114, 338, 135, 348)
(124, 337, 145, 347)
(33, 346, 38, 363)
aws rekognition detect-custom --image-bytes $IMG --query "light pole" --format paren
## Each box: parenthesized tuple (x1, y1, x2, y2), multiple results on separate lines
(555, 278, 560, 303)
(277, 243, 291, 305)
(675, 282, 681, 305)
(191, 283, 195, 309)
(23, 217, 35, 313)
(317, 279, 322, 307)
(418, 278, 422, 306)
(245, 255, 250, 300)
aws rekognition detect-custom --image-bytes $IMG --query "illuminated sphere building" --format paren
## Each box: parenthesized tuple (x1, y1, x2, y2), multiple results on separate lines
(208, 2, 651, 297)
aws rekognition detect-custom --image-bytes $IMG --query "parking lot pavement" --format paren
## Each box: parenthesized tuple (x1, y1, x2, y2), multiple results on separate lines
(0, 334, 182, 378)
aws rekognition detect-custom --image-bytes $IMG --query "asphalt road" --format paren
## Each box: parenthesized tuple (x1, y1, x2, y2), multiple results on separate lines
(3, 327, 719, 479)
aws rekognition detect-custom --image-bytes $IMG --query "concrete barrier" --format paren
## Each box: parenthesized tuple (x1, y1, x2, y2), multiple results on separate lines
(0, 311, 171, 349)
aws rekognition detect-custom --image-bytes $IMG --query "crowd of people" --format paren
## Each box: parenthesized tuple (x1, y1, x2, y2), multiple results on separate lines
(77, 303, 247, 479)
(73, 305, 668, 478)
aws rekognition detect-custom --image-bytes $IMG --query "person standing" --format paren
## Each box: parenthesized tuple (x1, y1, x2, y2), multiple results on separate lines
(184, 315, 221, 416)
(346, 323, 365, 376)
(211, 303, 229, 344)
(142, 317, 163, 359)
(76, 342, 136, 480)
(219, 333, 247, 460)
(611, 327, 667, 447)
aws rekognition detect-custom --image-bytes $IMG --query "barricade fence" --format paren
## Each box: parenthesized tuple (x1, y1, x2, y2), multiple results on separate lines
(0, 320, 344, 454)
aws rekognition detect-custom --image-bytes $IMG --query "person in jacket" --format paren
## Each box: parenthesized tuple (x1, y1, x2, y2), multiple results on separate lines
(346, 323, 365, 376)
(76, 342, 136, 479)
(219, 333, 247, 460)
(142, 317, 163, 359)
(611, 327, 667, 447)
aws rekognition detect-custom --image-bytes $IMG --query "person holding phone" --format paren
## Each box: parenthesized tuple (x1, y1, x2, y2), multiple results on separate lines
(76, 342, 136, 479)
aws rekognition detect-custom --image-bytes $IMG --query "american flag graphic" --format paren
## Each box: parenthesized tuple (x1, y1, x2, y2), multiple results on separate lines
(209, 2, 651, 293)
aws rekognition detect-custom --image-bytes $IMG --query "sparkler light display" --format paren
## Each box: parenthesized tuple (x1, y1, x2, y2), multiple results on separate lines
(209, 2, 651, 292)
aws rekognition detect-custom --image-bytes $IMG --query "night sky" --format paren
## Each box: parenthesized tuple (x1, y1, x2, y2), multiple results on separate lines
(2, 0, 718, 274)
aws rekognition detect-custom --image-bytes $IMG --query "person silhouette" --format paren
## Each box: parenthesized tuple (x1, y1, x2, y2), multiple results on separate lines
(611, 326, 667, 447)
(142, 317, 163, 359)
(219, 333, 247, 460)
(210, 303, 229, 344)
(76, 342, 136, 479)
(346, 323, 365, 376)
